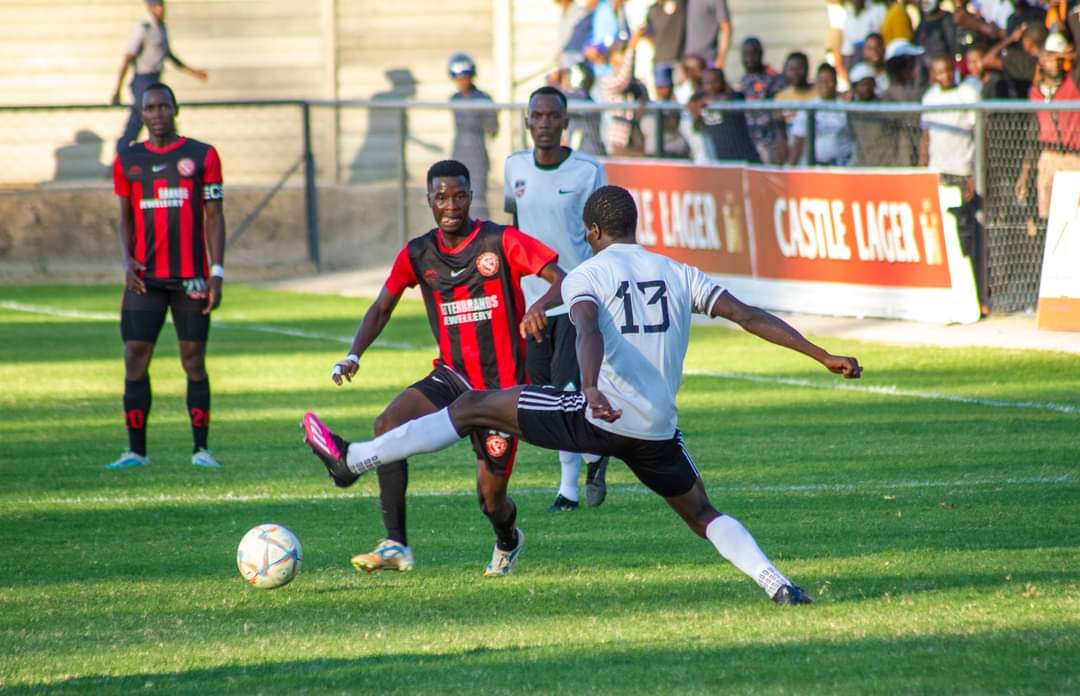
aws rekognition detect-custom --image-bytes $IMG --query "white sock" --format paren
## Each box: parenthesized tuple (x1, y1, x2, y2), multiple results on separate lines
(346, 408, 461, 475)
(557, 451, 581, 501)
(705, 515, 791, 598)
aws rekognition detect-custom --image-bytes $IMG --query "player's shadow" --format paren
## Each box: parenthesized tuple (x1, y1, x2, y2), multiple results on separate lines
(49, 129, 108, 183)
(346, 68, 441, 184)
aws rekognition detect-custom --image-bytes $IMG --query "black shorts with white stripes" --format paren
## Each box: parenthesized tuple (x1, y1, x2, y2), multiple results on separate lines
(516, 386, 699, 497)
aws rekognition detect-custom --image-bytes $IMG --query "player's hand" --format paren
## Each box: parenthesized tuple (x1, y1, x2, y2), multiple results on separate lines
(202, 277, 223, 315)
(584, 386, 622, 422)
(520, 302, 548, 342)
(124, 258, 146, 294)
(330, 357, 359, 386)
(824, 354, 862, 379)
(192, 69, 209, 82)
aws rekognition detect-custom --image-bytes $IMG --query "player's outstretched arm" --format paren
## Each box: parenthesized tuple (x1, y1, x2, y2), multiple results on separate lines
(570, 301, 622, 422)
(332, 288, 403, 386)
(520, 262, 566, 341)
(710, 291, 862, 379)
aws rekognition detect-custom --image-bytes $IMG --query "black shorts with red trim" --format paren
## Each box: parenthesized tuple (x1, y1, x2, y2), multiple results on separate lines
(410, 364, 518, 477)
(516, 386, 699, 497)
(121, 277, 211, 343)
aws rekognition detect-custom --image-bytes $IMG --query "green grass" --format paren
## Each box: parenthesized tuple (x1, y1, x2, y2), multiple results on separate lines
(1, 283, 1078, 695)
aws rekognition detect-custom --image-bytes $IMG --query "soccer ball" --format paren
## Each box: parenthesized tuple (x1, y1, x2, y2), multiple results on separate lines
(236, 523, 302, 589)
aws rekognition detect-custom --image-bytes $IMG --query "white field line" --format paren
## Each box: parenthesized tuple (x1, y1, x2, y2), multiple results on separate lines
(5, 300, 1078, 415)
(686, 369, 1080, 415)
(18, 474, 1073, 508)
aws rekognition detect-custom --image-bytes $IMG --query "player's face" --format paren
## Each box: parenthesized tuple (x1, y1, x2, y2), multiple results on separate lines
(930, 58, 953, 89)
(141, 89, 177, 139)
(527, 94, 568, 150)
(428, 176, 472, 234)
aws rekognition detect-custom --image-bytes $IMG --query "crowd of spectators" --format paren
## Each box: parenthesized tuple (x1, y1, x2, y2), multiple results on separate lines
(543, 0, 1078, 202)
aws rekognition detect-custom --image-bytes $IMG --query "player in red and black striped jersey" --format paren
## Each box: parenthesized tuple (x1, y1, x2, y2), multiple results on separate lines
(327, 160, 565, 574)
(107, 83, 227, 471)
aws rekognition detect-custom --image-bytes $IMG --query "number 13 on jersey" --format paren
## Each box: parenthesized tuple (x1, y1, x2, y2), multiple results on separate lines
(615, 280, 670, 334)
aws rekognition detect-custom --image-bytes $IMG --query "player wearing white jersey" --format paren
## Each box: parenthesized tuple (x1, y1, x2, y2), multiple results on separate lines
(303, 186, 862, 600)
(505, 86, 609, 512)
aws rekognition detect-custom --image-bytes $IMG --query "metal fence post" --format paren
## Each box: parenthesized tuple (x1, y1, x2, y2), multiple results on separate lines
(398, 106, 409, 246)
(973, 107, 988, 312)
(655, 108, 665, 158)
(302, 101, 321, 272)
(805, 108, 817, 166)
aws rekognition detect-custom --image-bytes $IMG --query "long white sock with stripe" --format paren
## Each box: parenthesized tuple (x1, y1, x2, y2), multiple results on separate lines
(705, 515, 791, 598)
(346, 408, 461, 474)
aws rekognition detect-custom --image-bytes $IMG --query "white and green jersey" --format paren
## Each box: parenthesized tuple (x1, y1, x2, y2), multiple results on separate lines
(561, 243, 725, 440)
(504, 148, 606, 315)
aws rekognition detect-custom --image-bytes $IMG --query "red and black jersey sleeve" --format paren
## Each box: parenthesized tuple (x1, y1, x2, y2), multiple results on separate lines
(384, 245, 419, 296)
(113, 156, 130, 197)
(502, 225, 558, 277)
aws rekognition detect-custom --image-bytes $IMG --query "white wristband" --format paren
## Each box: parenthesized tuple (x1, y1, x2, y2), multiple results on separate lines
(210, 264, 225, 279)
(345, 354, 360, 365)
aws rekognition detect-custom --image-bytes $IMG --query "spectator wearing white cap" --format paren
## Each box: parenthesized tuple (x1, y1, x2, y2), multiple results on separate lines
(847, 61, 902, 166)
(883, 38, 926, 101)
(448, 53, 498, 218)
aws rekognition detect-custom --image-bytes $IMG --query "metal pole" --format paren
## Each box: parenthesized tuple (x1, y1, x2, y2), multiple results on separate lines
(302, 102, 321, 272)
(973, 108, 988, 313)
(805, 108, 817, 166)
(398, 107, 409, 246)
(655, 109, 665, 158)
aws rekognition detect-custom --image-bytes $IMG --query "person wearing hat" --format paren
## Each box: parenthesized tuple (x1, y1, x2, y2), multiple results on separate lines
(643, 65, 690, 157)
(110, 0, 207, 154)
(449, 53, 498, 219)
(847, 61, 901, 166)
(883, 38, 926, 100)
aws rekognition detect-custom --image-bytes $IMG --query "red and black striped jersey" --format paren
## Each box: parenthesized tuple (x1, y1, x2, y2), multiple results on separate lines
(385, 220, 558, 389)
(113, 136, 223, 280)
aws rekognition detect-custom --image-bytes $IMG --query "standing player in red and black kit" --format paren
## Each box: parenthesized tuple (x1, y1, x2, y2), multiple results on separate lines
(320, 159, 564, 576)
(107, 83, 226, 470)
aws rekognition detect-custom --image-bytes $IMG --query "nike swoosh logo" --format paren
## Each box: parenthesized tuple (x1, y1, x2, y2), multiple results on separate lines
(152, 164, 167, 172)
(450, 268, 468, 277)
(558, 189, 576, 195)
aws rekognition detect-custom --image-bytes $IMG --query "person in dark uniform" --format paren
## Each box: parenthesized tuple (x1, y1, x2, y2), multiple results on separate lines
(110, 0, 207, 154)
(324, 160, 566, 576)
(108, 83, 225, 470)
(449, 53, 499, 219)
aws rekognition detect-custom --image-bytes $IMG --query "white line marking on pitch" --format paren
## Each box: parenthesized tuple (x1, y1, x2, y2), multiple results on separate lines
(5, 300, 1077, 415)
(20, 474, 1072, 508)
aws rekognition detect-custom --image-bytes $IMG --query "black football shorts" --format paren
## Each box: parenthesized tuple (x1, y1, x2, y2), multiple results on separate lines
(410, 364, 518, 477)
(516, 386, 700, 497)
(121, 277, 211, 343)
(525, 313, 580, 390)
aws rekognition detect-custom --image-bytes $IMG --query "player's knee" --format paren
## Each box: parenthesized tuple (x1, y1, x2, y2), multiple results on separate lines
(373, 410, 400, 437)
(449, 390, 486, 427)
(179, 352, 206, 380)
(123, 342, 152, 377)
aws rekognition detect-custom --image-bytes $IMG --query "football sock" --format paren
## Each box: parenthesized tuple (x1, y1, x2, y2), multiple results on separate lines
(124, 377, 151, 456)
(346, 408, 461, 475)
(483, 499, 518, 552)
(705, 514, 791, 598)
(557, 451, 582, 501)
(187, 378, 210, 452)
(376, 460, 409, 546)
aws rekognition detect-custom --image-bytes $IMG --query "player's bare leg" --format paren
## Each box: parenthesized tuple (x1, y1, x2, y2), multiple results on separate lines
(476, 461, 523, 576)
(663, 479, 812, 605)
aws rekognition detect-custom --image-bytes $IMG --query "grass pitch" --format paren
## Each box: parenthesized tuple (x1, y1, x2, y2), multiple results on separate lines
(1, 283, 1078, 694)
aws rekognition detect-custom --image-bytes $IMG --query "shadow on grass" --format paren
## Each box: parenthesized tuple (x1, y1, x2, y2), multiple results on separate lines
(11, 629, 1079, 695)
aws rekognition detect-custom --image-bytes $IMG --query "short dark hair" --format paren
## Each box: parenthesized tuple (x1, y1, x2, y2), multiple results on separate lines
(816, 62, 837, 77)
(864, 32, 884, 46)
(141, 82, 177, 109)
(1023, 23, 1048, 45)
(742, 37, 762, 51)
(426, 159, 470, 188)
(583, 186, 637, 240)
(928, 52, 951, 67)
(528, 85, 568, 110)
(785, 51, 809, 68)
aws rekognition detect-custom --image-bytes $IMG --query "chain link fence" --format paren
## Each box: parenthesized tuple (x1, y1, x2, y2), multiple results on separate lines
(1, 98, 1076, 313)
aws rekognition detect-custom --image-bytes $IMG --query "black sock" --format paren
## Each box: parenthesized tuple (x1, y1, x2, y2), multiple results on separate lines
(377, 460, 409, 546)
(484, 498, 518, 551)
(124, 377, 151, 456)
(187, 377, 210, 452)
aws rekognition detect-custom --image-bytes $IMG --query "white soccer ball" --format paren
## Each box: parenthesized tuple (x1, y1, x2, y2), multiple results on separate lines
(236, 523, 302, 589)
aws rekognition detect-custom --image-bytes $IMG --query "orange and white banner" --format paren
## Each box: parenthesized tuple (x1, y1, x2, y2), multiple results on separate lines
(1037, 171, 1080, 332)
(604, 160, 980, 324)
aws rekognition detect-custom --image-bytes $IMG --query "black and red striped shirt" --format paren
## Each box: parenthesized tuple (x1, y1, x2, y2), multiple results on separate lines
(113, 136, 223, 280)
(385, 220, 558, 389)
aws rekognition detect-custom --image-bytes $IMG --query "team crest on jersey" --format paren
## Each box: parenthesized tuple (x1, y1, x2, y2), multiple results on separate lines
(514, 179, 526, 198)
(177, 158, 196, 177)
(476, 252, 500, 277)
(423, 268, 439, 287)
(485, 434, 509, 459)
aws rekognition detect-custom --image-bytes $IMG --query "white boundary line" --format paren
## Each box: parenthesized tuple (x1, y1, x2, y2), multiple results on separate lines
(16, 474, 1072, 508)
(5, 300, 1078, 415)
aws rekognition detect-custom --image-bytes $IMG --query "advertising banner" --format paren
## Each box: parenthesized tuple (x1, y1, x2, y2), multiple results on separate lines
(1037, 171, 1080, 332)
(603, 160, 980, 324)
